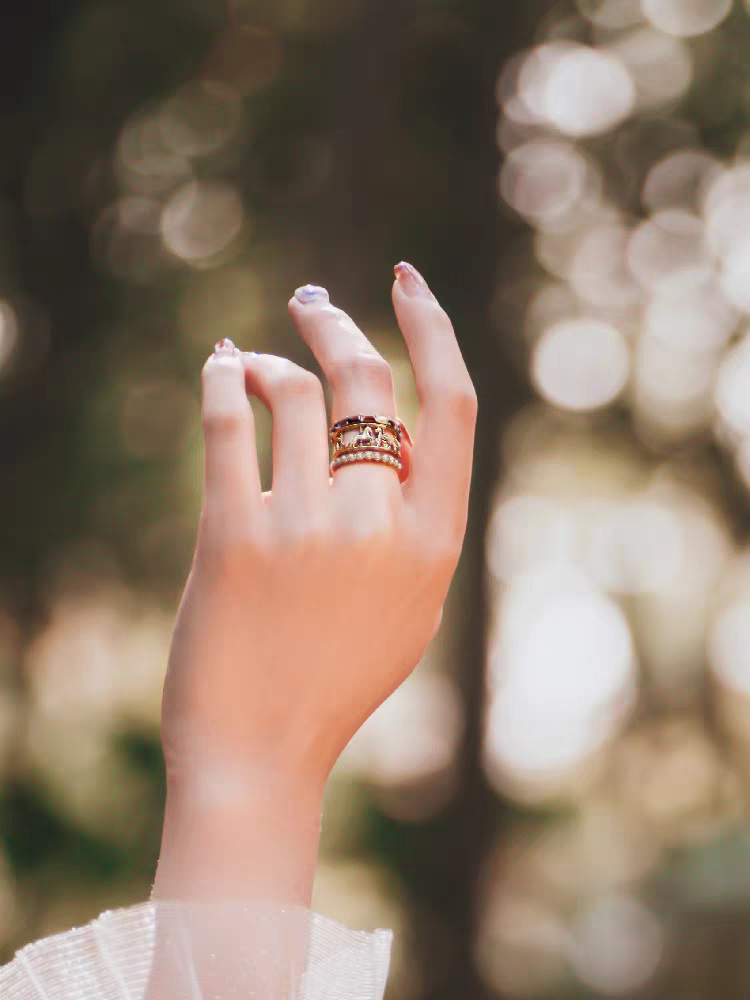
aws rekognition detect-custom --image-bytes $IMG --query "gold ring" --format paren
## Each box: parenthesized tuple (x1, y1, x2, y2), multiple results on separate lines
(329, 415, 408, 473)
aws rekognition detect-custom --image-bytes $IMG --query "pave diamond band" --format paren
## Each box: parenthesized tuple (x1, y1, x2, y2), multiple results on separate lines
(330, 450, 403, 472)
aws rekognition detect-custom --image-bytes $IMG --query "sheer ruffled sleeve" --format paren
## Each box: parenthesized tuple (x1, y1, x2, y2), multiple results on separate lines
(0, 899, 393, 1000)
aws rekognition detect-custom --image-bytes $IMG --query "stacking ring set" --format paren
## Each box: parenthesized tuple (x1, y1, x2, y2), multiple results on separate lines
(211, 340, 411, 472)
(329, 414, 412, 475)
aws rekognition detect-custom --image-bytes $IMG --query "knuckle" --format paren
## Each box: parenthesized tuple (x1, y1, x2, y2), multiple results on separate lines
(344, 532, 393, 561)
(272, 518, 331, 553)
(336, 512, 394, 549)
(202, 354, 237, 380)
(411, 523, 463, 574)
(197, 516, 268, 567)
(426, 542, 460, 575)
(442, 381, 478, 422)
(329, 351, 393, 391)
(437, 539, 463, 573)
(201, 408, 247, 436)
(275, 367, 323, 402)
(206, 544, 261, 583)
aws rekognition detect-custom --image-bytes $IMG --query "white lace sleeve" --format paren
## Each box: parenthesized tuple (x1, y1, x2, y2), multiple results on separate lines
(0, 899, 393, 1000)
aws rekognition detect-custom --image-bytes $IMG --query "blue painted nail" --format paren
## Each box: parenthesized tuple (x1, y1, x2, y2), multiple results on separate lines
(295, 284, 329, 304)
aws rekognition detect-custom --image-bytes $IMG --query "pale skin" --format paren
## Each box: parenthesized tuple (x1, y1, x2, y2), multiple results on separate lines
(150, 263, 478, 917)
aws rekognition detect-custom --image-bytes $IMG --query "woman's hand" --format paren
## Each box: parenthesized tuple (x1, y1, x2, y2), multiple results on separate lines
(152, 263, 477, 905)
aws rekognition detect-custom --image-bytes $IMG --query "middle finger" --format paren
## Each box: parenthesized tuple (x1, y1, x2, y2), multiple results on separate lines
(287, 284, 408, 490)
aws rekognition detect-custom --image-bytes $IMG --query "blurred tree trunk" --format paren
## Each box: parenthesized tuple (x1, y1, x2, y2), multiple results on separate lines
(287, 1, 549, 996)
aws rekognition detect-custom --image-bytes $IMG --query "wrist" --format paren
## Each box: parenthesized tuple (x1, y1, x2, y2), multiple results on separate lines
(152, 758, 326, 907)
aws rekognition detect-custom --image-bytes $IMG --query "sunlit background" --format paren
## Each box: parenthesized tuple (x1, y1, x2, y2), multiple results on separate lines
(4, 0, 750, 997)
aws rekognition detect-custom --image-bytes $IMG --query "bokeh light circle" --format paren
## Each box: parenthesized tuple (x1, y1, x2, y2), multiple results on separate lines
(159, 82, 242, 159)
(569, 895, 663, 994)
(609, 28, 693, 111)
(714, 336, 750, 440)
(627, 210, 708, 289)
(161, 180, 246, 265)
(540, 46, 636, 137)
(641, 0, 731, 37)
(532, 318, 630, 412)
(709, 600, 750, 696)
(485, 579, 636, 796)
(499, 141, 591, 225)
(643, 149, 721, 213)
(577, 0, 644, 28)
(703, 164, 750, 258)
(644, 270, 737, 352)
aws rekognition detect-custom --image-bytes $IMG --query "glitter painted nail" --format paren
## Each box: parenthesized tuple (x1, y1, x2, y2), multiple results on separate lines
(394, 262, 432, 299)
(214, 338, 236, 354)
(294, 284, 329, 304)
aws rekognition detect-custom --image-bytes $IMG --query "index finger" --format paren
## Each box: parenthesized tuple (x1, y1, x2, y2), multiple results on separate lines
(391, 263, 478, 549)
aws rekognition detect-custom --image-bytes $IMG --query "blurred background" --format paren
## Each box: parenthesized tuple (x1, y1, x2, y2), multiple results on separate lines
(4, 0, 750, 996)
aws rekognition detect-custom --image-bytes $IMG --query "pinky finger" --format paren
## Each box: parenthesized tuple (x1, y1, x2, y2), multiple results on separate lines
(201, 341, 263, 523)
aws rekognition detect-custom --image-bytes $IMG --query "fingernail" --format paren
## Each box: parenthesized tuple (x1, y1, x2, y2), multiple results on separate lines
(214, 338, 237, 355)
(394, 261, 432, 299)
(294, 284, 329, 304)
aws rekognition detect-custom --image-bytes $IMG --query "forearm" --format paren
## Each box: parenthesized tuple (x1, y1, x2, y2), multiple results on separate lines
(151, 763, 325, 905)
(145, 764, 326, 998)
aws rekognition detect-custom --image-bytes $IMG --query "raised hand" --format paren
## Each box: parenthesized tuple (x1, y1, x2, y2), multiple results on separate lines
(153, 263, 477, 905)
